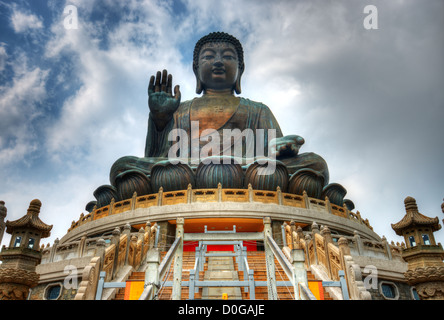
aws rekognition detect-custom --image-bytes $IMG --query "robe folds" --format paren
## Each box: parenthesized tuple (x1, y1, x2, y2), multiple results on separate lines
(110, 97, 329, 187)
(144, 97, 283, 160)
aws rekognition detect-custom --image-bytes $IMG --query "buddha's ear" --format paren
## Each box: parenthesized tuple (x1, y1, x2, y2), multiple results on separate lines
(193, 65, 204, 94)
(196, 78, 203, 94)
(234, 71, 243, 95)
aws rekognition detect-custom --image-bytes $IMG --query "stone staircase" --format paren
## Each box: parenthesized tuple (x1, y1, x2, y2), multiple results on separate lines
(201, 253, 242, 299)
(239, 251, 332, 300)
(113, 250, 332, 300)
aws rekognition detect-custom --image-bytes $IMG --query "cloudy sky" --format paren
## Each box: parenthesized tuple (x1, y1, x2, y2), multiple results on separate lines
(0, 0, 443, 248)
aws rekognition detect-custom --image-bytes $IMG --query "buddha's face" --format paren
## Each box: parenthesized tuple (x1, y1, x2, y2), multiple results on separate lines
(196, 42, 239, 92)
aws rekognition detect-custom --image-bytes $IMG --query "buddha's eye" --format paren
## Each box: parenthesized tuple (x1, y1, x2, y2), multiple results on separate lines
(202, 54, 214, 60)
(223, 55, 235, 60)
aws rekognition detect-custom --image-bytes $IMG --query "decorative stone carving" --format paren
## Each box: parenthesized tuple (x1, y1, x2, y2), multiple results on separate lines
(115, 169, 152, 201)
(195, 156, 244, 189)
(321, 183, 347, 206)
(74, 256, 101, 300)
(244, 159, 289, 192)
(414, 281, 444, 300)
(343, 255, 372, 300)
(288, 168, 324, 198)
(404, 266, 444, 300)
(93, 185, 118, 208)
(85, 201, 97, 213)
(0, 268, 39, 300)
(150, 160, 195, 192)
(343, 199, 355, 211)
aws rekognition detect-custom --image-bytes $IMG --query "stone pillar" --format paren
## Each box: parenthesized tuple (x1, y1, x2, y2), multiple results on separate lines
(0, 201, 6, 248)
(77, 233, 87, 258)
(156, 221, 175, 252)
(277, 186, 283, 205)
(289, 221, 296, 249)
(111, 227, 121, 279)
(122, 223, 131, 265)
(291, 249, 308, 300)
(248, 183, 254, 202)
(49, 238, 59, 263)
(321, 226, 333, 278)
(311, 221, 320, 234)
(96, 238, 106, 270)
(353, 231, 364, 255)
(272, 220, 283, 247)
(338, 237, 351, 256)
(263, 217, 278, 300)
(296, 226, 305, 245)
(381, 236, 392, 260)
(142, 248, 160, 300)
(172, 218, 184, 300)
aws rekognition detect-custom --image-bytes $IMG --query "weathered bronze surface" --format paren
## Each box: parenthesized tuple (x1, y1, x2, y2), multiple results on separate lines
(108, 32, 333, 196)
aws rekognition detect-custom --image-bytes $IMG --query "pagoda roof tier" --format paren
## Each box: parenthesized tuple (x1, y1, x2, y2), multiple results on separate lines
(391, 196, 441, 235)
(5, 199, 53, 238)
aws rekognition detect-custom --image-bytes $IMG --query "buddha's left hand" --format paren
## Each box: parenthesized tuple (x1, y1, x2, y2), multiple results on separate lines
(270, 135, 305, 159)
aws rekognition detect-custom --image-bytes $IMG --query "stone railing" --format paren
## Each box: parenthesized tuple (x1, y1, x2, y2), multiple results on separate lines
(284, 220, 406, 299)
(73, 221, 158, 300)
(41, 221, 157, 277)
(68, 184, 373, 233)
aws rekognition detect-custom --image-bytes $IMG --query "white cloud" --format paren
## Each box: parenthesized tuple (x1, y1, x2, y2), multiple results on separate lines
(1, 0, 443, 248)
(0, 44, 7, 72)
(43, 0, 195, 166)
(10, 7, 43, 33)
(0, 57, 49, 165)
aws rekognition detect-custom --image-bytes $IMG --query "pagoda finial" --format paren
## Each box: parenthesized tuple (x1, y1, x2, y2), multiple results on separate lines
(27, 199, 42, 216)
(404, 196, 418, 213)
(0, 201, 6, 218)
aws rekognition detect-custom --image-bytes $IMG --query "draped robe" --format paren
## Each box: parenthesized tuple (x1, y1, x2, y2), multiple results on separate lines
(110, 97, 329, 186)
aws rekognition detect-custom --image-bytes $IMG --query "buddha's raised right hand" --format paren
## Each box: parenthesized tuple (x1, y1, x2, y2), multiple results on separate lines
(148, 69, 181, 131)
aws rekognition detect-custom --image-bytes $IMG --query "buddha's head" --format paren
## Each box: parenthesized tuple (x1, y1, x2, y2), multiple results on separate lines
(193, 32, 245, 95)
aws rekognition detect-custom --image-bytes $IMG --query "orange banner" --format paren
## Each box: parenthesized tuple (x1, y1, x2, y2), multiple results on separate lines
(308, 280, 324, 300)
(124, 281, 145, 300)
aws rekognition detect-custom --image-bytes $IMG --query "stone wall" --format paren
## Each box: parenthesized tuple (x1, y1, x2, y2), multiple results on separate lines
(367, 280, 414, 300)
(30, 282, 77, 300)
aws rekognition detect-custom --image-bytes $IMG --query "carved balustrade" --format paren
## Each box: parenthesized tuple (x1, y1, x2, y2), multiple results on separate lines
(42, 221, 158, 288)
(283, 220, 404, 299)
(68, 185, 373, 234)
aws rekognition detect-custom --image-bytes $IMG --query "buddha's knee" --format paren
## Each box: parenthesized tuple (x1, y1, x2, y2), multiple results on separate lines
(109, 156, 145, 186)
(282, 152, 329, 180)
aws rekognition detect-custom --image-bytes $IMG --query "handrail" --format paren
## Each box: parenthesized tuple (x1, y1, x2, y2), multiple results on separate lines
(188, 239, 257, 300)
(139, 236, 181, 300)
(266, 234, 294, 283)
(158, 236, 181, 280)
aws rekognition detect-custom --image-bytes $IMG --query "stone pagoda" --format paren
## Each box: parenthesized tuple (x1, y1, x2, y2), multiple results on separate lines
(0, 199, 53, 300)
(391, 196, 444, 300)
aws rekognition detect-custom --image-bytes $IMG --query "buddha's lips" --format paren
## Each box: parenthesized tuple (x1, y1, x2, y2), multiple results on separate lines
(212, 68, 225, 74)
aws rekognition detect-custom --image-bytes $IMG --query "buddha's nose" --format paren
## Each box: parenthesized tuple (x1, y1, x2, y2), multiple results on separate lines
(213, 54, 223, 66)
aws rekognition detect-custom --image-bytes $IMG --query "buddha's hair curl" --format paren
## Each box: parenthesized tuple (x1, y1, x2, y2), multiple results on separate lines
(193, 32, 245, 73)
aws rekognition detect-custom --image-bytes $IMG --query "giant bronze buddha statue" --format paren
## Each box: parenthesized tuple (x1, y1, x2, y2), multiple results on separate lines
(91, 32, 347, 210)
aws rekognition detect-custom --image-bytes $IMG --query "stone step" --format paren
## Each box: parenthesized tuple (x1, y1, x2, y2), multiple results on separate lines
(202, 254, 242, 300)
(113, 251, 334, 301)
